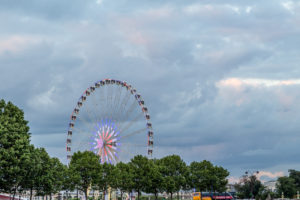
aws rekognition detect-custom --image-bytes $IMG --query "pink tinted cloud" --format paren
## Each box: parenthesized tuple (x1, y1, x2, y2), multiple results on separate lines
(228, 171, 284, 184)
(257, 170, 284, 180)
(0, 35, 39, 54)
(218, 78, 244, 91)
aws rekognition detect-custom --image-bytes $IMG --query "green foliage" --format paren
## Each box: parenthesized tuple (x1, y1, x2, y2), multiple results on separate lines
(95, 162, 115, 198)
(0, 99, 31, 195)
(20, 145, 41, 199)
(276, 176, 296, 198)
(130, 155, 152, 200)
(234, 175, 265, 199)
(289, 169, 300, 191)
(143, 159, 163, 200)
(114, 162, 134, 197)
(189, 160, 229, 192)
(0, 99, 66, 199)
(68, 151, 101, 200)
(34, 147, 66, 197)
(158, 155, 188, 199)
(212, 165, 229, 192)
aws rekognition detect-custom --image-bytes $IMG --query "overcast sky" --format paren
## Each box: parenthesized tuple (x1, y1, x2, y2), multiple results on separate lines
(1, 0, 300, 182)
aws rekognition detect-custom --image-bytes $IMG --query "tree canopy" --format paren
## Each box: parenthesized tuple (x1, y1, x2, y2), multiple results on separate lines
(0, 99, 32, 198)
(234, 175, 265, 199)
(190, 160, 229, 193)
(68, 151, 101, 200)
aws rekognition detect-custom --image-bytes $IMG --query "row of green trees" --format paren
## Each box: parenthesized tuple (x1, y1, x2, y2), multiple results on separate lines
(0, 100, 66, 199)
(0, 99, 230, 200)
(234, 169, 300, 199)
(68, 151, 229, 200)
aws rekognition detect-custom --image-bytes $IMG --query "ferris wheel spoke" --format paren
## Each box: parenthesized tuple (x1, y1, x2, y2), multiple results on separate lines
(112, 86, 123, 119)
(90, 91, 102, 122)
(74, 119, 95, 144)
(120, 143, 148, 147)
(120, 127, 148, 139)
(72, 140, 90, 152)
(109, 85, 116, 119)
(76, 115, 96, 133)
(82, 99, 99, 125)
(107, 85, 114, 118)
(72, 127, 90, 135)
(108, 85, 114, 119)
(104, 146, 114, 163)
(72, 127, 95, 145)
(106, 146, 117, 163)
(119, 112, 144, 133)
(117, 99, 138, 128)
(96, 86, 106, 119)
(116, 90, 131, 121)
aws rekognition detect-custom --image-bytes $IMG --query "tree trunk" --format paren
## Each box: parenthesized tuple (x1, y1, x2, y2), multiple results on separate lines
(137, 190, 140, 200)
(30, 188, 33, 200)
(170, 192, 173, 200)
(103, 190, 106, 200)
(177, 192, 179, 200)
(121, 191, 123, 200)
(12, 188, 17, 200)
(109, 188, 112, 200)
(85, 189, 88, 200)
(155, 192, 158, 200)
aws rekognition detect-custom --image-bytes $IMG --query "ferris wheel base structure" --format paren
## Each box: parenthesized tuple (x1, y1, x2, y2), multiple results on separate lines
(66, 78, 154, 164)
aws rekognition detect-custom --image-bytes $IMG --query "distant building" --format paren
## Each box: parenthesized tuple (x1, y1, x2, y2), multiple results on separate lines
(263, 180, 276, 192)
(226, 184, 236, 193)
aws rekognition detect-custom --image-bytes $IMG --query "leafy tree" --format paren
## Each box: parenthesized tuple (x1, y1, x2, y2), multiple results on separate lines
(0, 99, 31, 199)
(20, 145, 42, 200)
(47, 157, 66, 198)
(143, 159, 163, 200)
(21, 147, 65, 199)
(34, 148, 53, 198)
(130, 155, 152, 200)
(235, 175, 265, 199)
(69, 151, 101, 200)
(115, 162, 134, 200)
(189, 160, 228, 193)
(95, 162, 115, 200)
(289, 169, 300, 191)
(62, 166, 75, 199)
(276, 176, 296, 198)
(189, 160, 214, 192)
(212, 166, 229, 192)
(159, 155, 188, 200)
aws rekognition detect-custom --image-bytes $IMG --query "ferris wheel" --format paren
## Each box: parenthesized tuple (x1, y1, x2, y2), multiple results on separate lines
(66, 79, 153, 164)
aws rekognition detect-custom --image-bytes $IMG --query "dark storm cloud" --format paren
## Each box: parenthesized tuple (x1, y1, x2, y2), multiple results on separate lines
(1, 0, 300, 176)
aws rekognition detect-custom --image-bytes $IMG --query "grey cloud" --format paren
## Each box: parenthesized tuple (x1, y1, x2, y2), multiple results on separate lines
(0, 0, 95, 20)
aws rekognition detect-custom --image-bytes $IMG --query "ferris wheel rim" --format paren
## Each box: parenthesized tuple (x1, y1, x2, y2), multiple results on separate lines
(66, 78, 154, 163)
